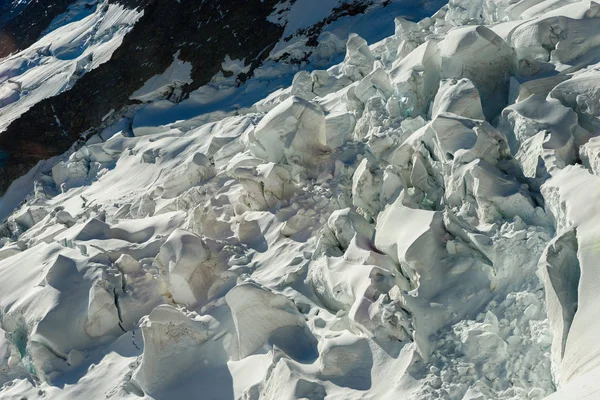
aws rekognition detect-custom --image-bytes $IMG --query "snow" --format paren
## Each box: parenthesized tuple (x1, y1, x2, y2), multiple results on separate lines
(248, 96, 328, 167)
(0, 0, 141, 131)
(129, 0, 447, 134)
(430, 78, 485, 120)
(3, 0, 600, 399)
(278, 0, 341, 37)
(130, 52, 193, 103)
(155, 228, 216, 307)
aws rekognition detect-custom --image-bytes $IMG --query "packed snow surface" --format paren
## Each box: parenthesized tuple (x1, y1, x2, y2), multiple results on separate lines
(2, 0, 600, 399)
(0, 0, 141, 131)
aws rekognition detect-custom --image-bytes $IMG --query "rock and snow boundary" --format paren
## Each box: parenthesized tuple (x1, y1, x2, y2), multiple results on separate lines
(2, 0, 600, 399)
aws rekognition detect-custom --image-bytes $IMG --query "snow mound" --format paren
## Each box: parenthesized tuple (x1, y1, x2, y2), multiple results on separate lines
(248, 96, 329, 168)
(226, 282, 318, 362)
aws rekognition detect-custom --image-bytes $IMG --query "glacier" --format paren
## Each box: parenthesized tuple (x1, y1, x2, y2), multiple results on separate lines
(1, 0, 600, 399)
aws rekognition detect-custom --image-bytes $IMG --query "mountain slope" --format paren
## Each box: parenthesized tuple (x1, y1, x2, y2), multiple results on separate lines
(0, 0, 79, 56)
(0, 0, 442, 196)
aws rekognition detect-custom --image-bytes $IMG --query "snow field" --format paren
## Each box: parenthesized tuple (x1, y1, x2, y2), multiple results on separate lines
(2, 0, 600, 399)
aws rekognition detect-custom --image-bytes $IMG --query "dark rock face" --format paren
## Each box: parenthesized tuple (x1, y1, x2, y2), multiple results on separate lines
(0, 0, 76, 57)
(0, 0, 283, 193)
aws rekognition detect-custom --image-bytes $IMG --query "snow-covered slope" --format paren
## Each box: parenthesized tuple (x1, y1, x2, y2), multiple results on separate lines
(0, 0, 446, 201)
(1, 0, 600, 399)
(0, 1, 142, 131)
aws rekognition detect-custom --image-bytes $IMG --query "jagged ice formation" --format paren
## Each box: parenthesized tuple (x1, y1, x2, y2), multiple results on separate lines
(2, 0, 600, 399)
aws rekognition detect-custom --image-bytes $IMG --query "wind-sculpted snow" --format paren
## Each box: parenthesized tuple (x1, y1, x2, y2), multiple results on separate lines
(3, 0, 600, 399)
(0, 1, 142, 132)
